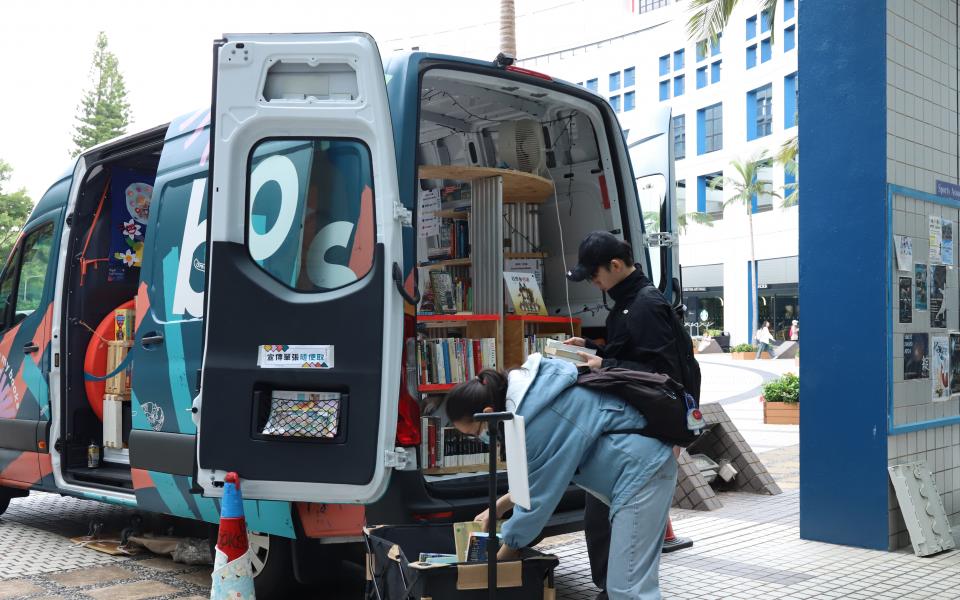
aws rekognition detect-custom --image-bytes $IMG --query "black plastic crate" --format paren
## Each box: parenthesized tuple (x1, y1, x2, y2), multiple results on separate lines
(365, 523, 558, 599)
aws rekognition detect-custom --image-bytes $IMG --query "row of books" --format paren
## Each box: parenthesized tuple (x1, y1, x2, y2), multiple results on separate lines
(417, 337, 497, 386)
(419, 270, 472, 314)
(426, 217, 470, 261)
(420, 417, 491, 469)
(523, 332, 568, 358)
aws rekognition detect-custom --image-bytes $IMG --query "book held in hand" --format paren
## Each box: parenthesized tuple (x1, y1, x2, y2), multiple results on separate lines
(543, 339, 597, 366)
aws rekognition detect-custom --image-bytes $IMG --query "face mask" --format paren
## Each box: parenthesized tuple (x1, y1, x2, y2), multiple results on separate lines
(478, 425, 491, 446)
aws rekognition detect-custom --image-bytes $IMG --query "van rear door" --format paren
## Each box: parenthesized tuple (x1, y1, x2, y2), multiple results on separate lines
(197, 33, 404, 503)
(628, 106, 679, 303)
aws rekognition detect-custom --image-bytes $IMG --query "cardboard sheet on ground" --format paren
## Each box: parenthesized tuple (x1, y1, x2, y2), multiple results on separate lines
(503, 414, 530, 510)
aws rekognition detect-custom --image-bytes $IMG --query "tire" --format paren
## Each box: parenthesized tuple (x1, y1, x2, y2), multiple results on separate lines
(209, 529, 296, 599)
(248, 531, 296, 598)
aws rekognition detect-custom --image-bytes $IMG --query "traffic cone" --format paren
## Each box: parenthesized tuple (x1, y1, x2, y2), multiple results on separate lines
(210, 472, 256, 599)
(661, 517, 693, 553)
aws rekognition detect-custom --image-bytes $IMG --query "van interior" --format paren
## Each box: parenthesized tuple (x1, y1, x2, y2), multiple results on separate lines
(61, 129, 166, 491)
(413, 67, 639, 498)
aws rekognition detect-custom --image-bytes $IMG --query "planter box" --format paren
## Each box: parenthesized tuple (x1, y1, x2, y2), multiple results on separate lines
(763, 401, 800, 425)
(732, 351, 772, 360)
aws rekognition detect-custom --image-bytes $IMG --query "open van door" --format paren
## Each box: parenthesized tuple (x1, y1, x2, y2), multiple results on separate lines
(628, 106, 679, 304)
(197, 33, 405, 503)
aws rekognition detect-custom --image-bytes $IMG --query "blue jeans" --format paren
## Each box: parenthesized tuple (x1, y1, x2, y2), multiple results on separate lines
(605, 456, 678, 599)
(756, 342, 772, 358)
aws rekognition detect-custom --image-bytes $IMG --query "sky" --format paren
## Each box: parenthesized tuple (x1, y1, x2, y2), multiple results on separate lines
(0, 1, 565, 200)
(0, 0, 636, 202)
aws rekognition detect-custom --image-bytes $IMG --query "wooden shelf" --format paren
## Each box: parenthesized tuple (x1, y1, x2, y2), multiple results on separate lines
(506, 315, 582, 324)
(418, 165, 554, 203)
(424, 462, 507, 475)
(418, 314, 500, 323)
(436, 209, 471, 219)
(420, 258, 471, 270)
(419, 383, 457, 393)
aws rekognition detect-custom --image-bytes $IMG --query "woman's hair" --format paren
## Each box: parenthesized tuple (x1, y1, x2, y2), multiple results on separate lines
(444, 369, 508, 423)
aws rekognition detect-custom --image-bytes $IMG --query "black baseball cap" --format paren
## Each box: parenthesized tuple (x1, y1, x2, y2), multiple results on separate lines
(566, 231, 628, 282)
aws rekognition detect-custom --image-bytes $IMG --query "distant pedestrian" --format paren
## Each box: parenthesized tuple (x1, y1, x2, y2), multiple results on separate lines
(755, 321, 775, 359)
(789, 320, 799, 341)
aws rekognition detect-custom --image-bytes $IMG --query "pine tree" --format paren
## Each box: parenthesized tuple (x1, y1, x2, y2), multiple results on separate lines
(0, 160, 34, 261)
(71, 32, 132, 157)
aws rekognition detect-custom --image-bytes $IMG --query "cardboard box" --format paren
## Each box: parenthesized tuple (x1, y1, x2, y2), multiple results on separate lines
(103, 394, 129, 449)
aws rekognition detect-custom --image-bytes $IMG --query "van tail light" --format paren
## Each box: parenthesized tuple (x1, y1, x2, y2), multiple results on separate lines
(412, 511, 454, 522)
(396, 314, 422, 447)
(505, 65, 554, 81)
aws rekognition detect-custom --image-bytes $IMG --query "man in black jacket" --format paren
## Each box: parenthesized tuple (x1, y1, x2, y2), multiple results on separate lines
(565, 231, 693, 600)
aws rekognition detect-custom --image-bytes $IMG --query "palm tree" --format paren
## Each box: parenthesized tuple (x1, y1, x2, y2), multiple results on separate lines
(644, 210, 714, 235)
(777, 136, 799, 206)
(687, 0, 778, 46)
(500, 0, 516, 57)
(712, 153, 781, 335)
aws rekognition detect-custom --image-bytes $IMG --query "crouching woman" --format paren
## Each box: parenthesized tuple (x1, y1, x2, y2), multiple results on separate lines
(445, 354, 677, 600)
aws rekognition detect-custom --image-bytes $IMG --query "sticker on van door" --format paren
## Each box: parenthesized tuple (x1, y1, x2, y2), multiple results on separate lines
(257, 345, 334, 369)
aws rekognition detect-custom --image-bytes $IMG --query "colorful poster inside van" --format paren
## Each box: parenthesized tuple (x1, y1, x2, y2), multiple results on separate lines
(109, 169, 154, 282)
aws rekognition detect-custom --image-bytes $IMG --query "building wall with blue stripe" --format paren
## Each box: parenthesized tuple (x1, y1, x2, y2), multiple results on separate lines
(798, 0, 890, 550)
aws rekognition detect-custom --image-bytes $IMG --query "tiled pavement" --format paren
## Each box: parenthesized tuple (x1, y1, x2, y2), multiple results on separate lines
(5, 356, 960, 598)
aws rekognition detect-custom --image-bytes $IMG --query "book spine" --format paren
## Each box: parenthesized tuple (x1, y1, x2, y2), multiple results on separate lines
(421, 417, 428, 469)
(427, 420, 437, 468)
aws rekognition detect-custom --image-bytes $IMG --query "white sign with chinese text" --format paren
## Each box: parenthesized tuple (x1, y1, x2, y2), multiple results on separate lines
(257, 345, 334, 369)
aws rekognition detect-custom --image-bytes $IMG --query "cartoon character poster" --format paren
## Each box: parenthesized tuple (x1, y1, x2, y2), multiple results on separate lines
(108, 169, 154, 282)
(932, 335, 950, 401)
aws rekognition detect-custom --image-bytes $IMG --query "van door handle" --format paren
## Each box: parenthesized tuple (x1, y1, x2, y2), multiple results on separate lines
(23, 343, 39, 354)
(141, 333, 165, 347)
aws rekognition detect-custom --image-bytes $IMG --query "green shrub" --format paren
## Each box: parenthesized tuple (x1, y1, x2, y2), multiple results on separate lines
(732, 343, 756, 353)
(762, 372, 799, 403)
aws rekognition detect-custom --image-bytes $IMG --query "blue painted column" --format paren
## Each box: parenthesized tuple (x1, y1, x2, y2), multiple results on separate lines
(798, 0, 889, 549)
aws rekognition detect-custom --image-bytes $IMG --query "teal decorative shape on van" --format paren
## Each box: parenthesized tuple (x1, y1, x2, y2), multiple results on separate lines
(161, 248, 197, 435)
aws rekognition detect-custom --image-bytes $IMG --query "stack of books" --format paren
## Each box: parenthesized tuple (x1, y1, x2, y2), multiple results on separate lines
(420, 418, 491, 470)
(417, 337, 497, 385)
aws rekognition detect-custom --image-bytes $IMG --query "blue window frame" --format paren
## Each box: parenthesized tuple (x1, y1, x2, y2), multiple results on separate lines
(761, 38, 772, 62)
(746, 45, 757, 69)
(711, 34, 722, 56)
(747, 84, 774, 140)
(746, 16, 757, 40)
(624, 91, 635, 111)
(784, 72, 798, 128)
(696, 67, 708, 89)
(674, 49, 685, 70)
(674, 75, 685, 97)
(697, 172, 724, 218)
(624, 67, 635, 88)
(610, 95, 621, 112)
(673, 115, 686, 160)
(760, 10, 770, 33)
(586, 78, 598, 92)
(784, 0, 795, 21)
(785, 25, 796, 51)
(697, 103, 723, 154)
(659, 55, 671, 76)
(659, 80, 670, 101)
(711, 61, 721, 83)
(610, 71, 621, 92)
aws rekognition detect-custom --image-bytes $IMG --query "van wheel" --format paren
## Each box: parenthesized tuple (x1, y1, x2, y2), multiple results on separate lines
(209, 529, 295, 599)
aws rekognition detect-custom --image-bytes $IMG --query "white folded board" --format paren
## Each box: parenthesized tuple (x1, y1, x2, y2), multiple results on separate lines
(503, 415, 530, 510)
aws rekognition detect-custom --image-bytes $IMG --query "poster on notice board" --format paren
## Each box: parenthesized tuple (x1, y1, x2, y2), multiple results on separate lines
(950, 333, 960, 396)
(895, 235, 913, 272)
(932, 335, 950, 401)
(898, 277, 913, 323)
(903, 333, 929, 380)
(930, 265, 947, 328)
(915, 263, 928, 311)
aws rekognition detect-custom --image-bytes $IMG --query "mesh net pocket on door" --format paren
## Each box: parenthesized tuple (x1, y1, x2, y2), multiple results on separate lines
(261, 391, 341, 438)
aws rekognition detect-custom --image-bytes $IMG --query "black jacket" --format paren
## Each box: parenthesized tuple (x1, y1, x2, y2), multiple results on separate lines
(585, 270, 684, 384)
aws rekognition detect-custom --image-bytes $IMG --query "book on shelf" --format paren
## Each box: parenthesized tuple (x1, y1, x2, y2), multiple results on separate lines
(430, 271, 457, 314)
(524, 332, 568, 357)
(420, 418, 492, 470)
(543, 339, 598, 366)
(504, 271, 547, 316)
(417, 337, 496, 386)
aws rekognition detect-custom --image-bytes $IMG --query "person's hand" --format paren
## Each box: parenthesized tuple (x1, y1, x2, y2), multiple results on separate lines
(497, 545, 521, 561)
(579, 352, 603, 369)
(474, 508, 491, 530)
(563, 337, 586, 347)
